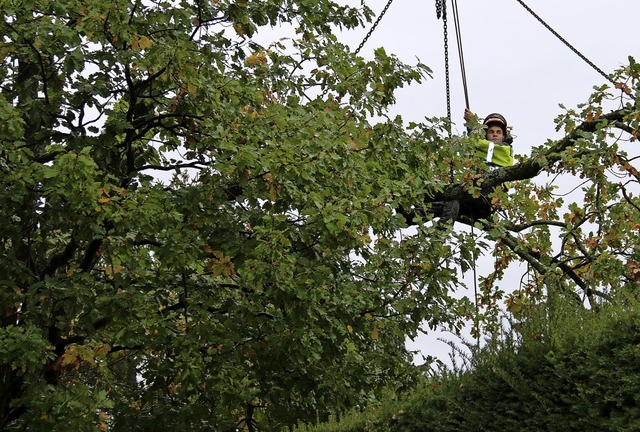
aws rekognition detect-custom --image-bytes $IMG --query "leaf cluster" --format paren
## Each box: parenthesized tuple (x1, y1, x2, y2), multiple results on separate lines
(298, 295, 640, 432)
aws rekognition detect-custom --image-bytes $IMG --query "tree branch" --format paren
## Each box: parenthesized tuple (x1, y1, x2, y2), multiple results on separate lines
(477, 219, 590, 307)
(428, 109, 629, 203)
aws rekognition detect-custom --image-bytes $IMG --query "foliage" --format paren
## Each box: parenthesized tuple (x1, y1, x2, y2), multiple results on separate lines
(3, 0, 640, 429)
(298, 294, 640, 432)
(0, 0, 462, 430)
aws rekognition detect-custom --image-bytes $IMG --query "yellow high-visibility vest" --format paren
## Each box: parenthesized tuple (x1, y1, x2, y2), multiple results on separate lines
(473, 138, 513, 167)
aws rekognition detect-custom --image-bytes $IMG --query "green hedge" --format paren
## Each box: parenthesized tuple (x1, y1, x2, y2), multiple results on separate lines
(295, 297, 640, 432)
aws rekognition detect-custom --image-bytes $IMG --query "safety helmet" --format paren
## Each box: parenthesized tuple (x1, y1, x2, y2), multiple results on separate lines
(483, 113, 508, 135)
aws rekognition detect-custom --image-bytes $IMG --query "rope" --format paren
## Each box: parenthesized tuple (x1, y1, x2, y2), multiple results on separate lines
(354, 0, 395, 55)
(450, 0, 470, 109)
(513, 0, 614, 85)
(470, 222, 480, 347)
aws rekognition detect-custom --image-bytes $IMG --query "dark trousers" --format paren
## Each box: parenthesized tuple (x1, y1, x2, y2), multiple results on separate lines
(399, 192, 493, 226)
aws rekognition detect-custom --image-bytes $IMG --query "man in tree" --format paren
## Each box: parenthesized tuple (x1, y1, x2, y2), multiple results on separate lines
(400, 110, 514, 225)
(453, 110, 514, 221)
(464, 108, 514, 150)
(4, 0, 638, 428)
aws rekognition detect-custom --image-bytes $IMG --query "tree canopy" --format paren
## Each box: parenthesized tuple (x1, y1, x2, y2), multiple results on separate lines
(2, 0, 640, 430)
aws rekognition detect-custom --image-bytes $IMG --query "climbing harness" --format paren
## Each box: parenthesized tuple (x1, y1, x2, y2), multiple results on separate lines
(354, 0, 395, 55)
(513, 0, 615, 85)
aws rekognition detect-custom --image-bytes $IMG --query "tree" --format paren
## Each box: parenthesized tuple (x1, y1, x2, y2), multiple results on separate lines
(2, 0, 640, 430)
(0, 0, 458, 430)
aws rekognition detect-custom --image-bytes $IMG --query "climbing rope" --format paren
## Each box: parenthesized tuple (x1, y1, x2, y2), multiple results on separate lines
(470, 223, 480, 347)
(354, 0, 395, 55)
(514, 0, 615, 85)
(450, 0, 470, 109)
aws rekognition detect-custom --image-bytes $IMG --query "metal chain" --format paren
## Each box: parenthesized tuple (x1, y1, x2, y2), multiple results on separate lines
(354, 0, 395, 55)
(435, 0, 444, 19)
(437, 0, 451, 128)
(514, 0, 614, 85)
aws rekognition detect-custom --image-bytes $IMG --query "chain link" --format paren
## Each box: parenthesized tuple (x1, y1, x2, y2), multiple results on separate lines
(514, 0, 614, 85)
(354, 0, 395, 55)
(437, 0, 451, 129)
(435, 0, 444, 19)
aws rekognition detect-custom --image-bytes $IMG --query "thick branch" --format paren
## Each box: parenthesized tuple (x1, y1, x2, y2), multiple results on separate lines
(429, 109, 629, 203)
(40, 237, 78, 278)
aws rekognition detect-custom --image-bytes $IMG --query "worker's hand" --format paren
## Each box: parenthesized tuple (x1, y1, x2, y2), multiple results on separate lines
(464, 108, 475, 122)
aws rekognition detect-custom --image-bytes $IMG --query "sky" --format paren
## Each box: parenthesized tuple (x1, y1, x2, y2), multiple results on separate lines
(344, 0, 640, 156)
(331, 0, 640, 366)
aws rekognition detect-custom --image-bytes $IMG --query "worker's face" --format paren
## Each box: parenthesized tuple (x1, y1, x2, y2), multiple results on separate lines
(486, 125, 504, 143)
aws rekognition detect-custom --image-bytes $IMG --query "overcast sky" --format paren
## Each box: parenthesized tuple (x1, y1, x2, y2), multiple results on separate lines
(333, 0, 640, 366)
(343, 0, 639, 158)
